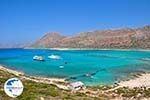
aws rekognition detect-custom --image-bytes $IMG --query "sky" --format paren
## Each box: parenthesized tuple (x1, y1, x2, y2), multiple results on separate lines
(0, 0, 150, 44)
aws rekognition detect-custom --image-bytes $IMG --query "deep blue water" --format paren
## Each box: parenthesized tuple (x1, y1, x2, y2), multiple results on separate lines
(0, 48, 150, 86)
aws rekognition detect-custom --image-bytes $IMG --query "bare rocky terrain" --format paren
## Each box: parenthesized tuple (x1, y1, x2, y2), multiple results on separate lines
(31, 25, 150, 49)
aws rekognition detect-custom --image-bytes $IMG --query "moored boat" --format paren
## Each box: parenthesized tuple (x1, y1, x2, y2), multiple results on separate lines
(48, 55, 61, 59)
(59, 66, 64, 68)
(33, 55, 45, 61)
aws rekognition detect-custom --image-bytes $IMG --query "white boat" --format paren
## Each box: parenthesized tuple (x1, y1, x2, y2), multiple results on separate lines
(48, 55, 61, 59)
(59, 66, 64, 68)
(33, 56, 44, 61)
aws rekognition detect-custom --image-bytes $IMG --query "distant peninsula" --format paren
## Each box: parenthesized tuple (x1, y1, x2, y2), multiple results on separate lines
(1, 25, 150, 49)
(31, 25, 150, 49)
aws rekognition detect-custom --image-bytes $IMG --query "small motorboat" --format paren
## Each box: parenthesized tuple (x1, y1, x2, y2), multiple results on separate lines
(59, 66, 64, 69)
(33, 56, 45, 61)
(48, 55, 61, 59)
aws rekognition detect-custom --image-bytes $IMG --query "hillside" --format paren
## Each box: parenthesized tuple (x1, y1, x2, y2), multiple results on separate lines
(31, 25, 150, 49)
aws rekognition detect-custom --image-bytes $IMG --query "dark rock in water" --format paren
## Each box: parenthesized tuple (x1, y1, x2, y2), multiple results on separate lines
(83, 68, 106, 78)
(100, 68, 106, 71)
(65, 62, 68, 64)
(68, 76, 77, 80)
(95, 68, 106, 73)
(91, 72, 97, 76)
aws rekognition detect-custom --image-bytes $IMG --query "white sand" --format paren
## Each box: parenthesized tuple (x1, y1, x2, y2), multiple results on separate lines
(0, 65, 65, 81)
(0, 65, 24, 76)
(1, 64, 150, 90)
(0, 65, 68, 90)
(118, 73, 150, 88)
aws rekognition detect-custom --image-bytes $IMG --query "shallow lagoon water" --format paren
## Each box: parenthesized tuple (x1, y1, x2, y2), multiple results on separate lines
(0, 49, 150, 86)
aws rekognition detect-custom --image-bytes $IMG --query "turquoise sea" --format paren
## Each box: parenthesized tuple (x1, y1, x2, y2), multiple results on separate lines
(0, 48, 150, 86)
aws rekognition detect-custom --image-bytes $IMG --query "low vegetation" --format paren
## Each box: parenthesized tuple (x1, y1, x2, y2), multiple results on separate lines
(114, 87, 150, 98)
(0, 70, 99, 100)
(1, 69, 150, 100)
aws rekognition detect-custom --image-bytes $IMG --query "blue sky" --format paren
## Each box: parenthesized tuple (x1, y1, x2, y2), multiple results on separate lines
(0, 0, 150, 44)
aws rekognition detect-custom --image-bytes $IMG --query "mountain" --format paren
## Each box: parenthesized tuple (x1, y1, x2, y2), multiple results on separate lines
(31, 25, 150, 49)
(32, 32, 66, 48)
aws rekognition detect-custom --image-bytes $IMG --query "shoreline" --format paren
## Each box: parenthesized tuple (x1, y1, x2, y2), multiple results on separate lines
(24, 47, 150, 52)
(0, 65, 68, 90)
(1, 65, 150, 89)
(0, 65, 24, 76)
(1, 47, 150, 52)
(0, 65, 65, 82)
(117, 72, 150, 88)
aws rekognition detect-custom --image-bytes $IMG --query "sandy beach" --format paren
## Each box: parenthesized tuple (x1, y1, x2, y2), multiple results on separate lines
(1, 64, 150, 89)
(1, 64, 150, 99)
(0, 65, 68, 90)
(118, 73, 150, 88)
(0, 65, 24, 76)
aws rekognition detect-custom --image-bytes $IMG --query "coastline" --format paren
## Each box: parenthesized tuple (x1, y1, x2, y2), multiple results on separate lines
(117, 72, 150, 88)
(0, 65, 24, 76)
(24, 47, 150, 52)
(2, 64, 150, 99)
(1, 64, 150, 89)
(0, 65, 68, 90)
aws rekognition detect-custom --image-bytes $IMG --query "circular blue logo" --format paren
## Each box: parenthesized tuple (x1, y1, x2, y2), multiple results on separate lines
(4, 78, 24, 98)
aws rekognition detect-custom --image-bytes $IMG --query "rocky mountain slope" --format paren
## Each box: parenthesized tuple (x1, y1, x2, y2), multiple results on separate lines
(31, 25, 150, 49)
